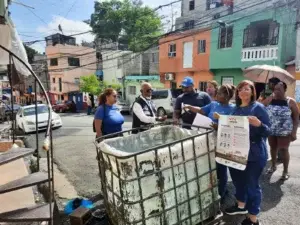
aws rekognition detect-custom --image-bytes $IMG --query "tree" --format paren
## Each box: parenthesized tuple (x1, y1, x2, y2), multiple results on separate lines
(90, 0, 162, 52)
(80, 74, 122, 95)
(80, 75, 100, 95)
(23, 44, 38, 64)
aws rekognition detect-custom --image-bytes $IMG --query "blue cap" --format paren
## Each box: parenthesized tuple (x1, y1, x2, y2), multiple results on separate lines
(180, 77, 194, 87)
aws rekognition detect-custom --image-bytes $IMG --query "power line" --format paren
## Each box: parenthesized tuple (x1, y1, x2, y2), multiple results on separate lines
(64, 0, 79, 19)
(21, 0, 297, 78)
(46, 4, 297, 73)
(46, 0, 294, 69)
(22, 0, 212, 45)
(22, 0, 263, 47)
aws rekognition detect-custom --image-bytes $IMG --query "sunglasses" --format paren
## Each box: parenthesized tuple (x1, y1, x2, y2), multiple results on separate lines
(145, 89, 153, 93)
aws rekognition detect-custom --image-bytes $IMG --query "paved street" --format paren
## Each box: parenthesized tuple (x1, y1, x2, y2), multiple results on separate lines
(25, 113, 132, 198)
(25, 114, 300, 225)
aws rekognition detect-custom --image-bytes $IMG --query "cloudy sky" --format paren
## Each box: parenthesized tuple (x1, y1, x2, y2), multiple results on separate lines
(10, 0, 181, 53)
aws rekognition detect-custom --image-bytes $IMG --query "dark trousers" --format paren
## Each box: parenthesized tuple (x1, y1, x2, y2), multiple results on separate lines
(87, 106, 92, 115)
(216, 162, 228, 198)
(229, 160, 266, 215)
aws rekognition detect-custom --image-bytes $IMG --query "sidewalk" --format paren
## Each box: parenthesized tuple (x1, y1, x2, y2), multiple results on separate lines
(0, 122, 10, 132)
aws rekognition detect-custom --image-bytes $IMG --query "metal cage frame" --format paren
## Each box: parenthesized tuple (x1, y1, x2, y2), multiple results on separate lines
(95, 123, 222, 225)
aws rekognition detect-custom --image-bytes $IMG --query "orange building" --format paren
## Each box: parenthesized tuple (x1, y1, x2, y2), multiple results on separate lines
(159, 28, 213, 90)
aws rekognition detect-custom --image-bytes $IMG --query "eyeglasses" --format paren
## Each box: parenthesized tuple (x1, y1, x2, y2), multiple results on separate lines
(146, 89, 153, 93)
(112, 95, 117, 98)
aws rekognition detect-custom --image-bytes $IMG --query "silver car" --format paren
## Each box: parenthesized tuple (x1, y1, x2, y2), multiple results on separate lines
(116, 99, 130, 114)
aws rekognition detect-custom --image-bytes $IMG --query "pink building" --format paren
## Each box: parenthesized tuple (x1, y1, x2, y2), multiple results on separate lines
(45, 33, 96, 102)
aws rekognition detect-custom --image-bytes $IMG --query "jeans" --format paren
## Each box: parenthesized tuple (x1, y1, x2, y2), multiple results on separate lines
(229, 160, 266, 215)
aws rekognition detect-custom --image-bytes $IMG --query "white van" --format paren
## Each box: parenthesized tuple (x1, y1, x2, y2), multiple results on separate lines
(151, 89, 183, 117)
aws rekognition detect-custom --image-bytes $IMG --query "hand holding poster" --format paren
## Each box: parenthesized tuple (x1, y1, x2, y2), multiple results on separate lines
(215, 115, 250, 170)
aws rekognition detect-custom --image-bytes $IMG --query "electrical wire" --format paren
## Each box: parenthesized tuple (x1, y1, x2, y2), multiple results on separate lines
(27, 0, 283, 63)
(43, 2, 297, 74)
(21, 0, 232, 45)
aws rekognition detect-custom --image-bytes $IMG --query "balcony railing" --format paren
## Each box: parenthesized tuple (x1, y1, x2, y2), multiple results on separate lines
(241, 46, 278, 62)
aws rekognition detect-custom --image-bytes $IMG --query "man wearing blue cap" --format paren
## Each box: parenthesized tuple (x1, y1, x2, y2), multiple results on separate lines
(174, 76, 211, 128)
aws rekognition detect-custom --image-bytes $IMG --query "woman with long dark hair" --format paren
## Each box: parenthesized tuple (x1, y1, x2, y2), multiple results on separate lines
(94, 88, 124, 138)
(225, 80, 271, 225)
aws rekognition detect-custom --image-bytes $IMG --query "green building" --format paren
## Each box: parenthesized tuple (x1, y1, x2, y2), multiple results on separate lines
(209, 5, 297, 86)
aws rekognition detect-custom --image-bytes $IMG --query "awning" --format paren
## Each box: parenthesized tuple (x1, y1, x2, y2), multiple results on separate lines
(0, 16, 32, 84)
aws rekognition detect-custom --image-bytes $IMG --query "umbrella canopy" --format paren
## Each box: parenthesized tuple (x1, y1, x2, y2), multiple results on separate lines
(243, 65, 295, 84)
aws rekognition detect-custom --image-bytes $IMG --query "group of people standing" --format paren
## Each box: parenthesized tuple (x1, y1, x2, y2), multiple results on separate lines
(93, 76, 299, 225)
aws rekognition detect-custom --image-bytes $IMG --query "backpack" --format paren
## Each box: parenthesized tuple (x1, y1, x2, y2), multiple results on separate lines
(93, 105, 106, 133)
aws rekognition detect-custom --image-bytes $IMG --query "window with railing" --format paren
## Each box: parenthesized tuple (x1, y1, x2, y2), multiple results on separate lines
(74, 78, 80, 84)
(50, 58, 58, 66)
(152, 52, 159, 63)
(189, 0, 195, 10)
(58, 78, 62, 92)
(219, 26, 233, 49)
(207, 0, 223, 10)
(198, 40, 206, 53)
(128, 86, 136, 95)
(168, 44, 176, 57)
(243, 20, 280, 48)
(68, 57, 80, 67)
(184, 20, 195, 30)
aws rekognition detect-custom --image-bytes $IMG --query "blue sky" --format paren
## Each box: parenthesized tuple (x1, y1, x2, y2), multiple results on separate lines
(9, 0, 180, 53)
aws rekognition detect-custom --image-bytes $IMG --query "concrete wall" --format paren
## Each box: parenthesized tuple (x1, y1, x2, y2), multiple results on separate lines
(102, 50, 128, 84)
(176, 0, 286, 32)
(145, 47, 159, 75)
(27, 55, 49, 93)
(46, 44, 96, 100)
(212, 68, 243, 86)
(159, 29, 213, 88)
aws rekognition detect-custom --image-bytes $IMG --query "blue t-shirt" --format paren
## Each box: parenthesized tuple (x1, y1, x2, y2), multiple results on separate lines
(94, 104, 124, 135)
(232, 102, 271, 162)
(201, 101, 235, 123)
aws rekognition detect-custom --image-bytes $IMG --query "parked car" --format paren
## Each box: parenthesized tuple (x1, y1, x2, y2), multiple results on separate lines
(16, 104, 62, 134)
(129, 89, 183, 117)
(52, 101, 75, 113)
(116, 98, 130, 114)
(151, 89, 183, 117)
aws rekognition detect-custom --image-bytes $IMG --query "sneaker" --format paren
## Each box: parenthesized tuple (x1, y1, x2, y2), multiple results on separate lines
(241, 217, 260, 225)
(225, 204, 248, 215)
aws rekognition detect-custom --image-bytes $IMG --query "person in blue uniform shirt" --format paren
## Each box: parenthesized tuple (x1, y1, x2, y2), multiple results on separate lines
(174, 76, 211, 128)
(183, 84, 236, 203)
(223, 80, 271, 225)
(94, 88, 124, 139)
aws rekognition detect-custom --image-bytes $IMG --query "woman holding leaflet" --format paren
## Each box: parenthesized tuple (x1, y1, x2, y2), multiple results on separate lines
(224, 80, 271, 225)
(183, 84, 235, 203)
